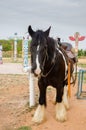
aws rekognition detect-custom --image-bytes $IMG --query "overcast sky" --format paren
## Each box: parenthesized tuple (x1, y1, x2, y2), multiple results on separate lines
(0, 0, 86, 49)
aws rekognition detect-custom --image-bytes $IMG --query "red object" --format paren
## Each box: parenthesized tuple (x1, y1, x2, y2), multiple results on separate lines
(78, 36, 85, 41)
(69, 36, 85, 41)
(69, 36, 75, 41)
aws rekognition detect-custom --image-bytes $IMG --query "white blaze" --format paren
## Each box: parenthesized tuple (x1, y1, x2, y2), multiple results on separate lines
(35, 45, 41, 75)
(56, 48, 68, 78)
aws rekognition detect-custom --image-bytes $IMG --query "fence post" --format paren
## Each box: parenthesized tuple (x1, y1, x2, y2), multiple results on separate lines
(77, 69, 86, 99)
(14, 33, 18, 61)
(22, 34, 35, 107)
(22, 34, 29, 71)
(0, 44, 3, 64)
(29, 72, 35, 107)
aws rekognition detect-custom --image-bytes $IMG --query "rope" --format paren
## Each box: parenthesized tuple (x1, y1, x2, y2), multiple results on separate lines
(68, 62, 71, 97)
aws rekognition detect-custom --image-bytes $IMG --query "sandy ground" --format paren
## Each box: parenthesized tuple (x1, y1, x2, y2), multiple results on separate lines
(0, 74, 86, 130)
(0, 58, 86, 130)
(0, 63, 26, 74)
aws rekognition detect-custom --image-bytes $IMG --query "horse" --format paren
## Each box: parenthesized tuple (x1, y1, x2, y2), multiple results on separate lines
(28, 25, 74, 123)
(57, 38, 78, 86)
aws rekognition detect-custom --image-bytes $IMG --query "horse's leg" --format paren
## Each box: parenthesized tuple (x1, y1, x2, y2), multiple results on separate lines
(55, 86, 67, 122)
(32, 82, 46, 123)
(63, 86, 69, 110)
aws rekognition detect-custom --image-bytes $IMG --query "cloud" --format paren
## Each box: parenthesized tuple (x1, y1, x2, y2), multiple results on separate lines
(0, 0, 86, 49)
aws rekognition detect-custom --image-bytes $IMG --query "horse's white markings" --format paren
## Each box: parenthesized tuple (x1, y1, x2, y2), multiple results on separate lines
(56, 48, 69, 111)
(56, 102, 67, 122)
(35, 45, 41, 75)
(32, 105, 46, 123)
(38, 39, 40, 44)
(56, 48, 68, 79)
(63, 86, 69, 110)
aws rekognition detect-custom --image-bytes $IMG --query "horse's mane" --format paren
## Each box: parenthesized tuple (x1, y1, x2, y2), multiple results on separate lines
(47, 37, 56, 53)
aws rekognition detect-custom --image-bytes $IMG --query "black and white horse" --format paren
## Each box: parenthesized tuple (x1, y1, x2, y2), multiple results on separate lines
(28, 26, 74, 123)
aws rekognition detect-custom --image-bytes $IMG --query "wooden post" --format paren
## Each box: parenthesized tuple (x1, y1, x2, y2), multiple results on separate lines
(22, 35, 29, 71)
(14, 33, 18, 61)
(0, 44, 3, 64)
(22, 33, 35, 107)
(69, 32, 85, 57)
(29, 73, 35, 107)
(74, 32, 79, 56)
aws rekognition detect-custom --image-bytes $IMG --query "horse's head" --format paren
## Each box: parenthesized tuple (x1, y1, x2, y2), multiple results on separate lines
(28, 25, 51, 76)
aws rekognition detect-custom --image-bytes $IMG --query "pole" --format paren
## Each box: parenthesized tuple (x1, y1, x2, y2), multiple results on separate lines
(22, 33, 35, 107)
(29, 72, 35, 107)
(14, 33, 17, 61)
(22, 35, 29, 71)
(0, 44, 3, 64)
(74, 32, 79, 57)
(69, 32, 85, 58)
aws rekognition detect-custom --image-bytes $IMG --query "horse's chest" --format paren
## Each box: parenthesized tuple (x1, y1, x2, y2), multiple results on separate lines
(42, 76, 63, 88)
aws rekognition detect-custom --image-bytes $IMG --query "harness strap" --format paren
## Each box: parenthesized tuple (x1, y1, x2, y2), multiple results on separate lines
(57, 47, 68, 80)
(41, 57, 56, 77)
(59, 46, 71, 97)
(68, 62, 71, 97)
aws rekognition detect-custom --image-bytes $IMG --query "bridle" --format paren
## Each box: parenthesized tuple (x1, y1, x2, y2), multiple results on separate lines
(40, 47, 57, 78)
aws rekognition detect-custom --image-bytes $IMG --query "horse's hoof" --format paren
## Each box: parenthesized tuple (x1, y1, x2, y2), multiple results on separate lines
(56, 114, 67, 122)
(32, 105, 46, 124)
(56, 102, 67, 122)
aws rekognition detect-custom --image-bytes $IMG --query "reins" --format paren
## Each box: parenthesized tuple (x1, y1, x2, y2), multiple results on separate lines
(42, 49, 48, 70)
(41, 60, 56, 77)
(41, 51, 56, 78)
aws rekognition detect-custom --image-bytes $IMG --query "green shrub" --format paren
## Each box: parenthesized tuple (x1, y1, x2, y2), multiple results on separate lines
(0, 40, 13, 51)
(78, 49, 86, 56)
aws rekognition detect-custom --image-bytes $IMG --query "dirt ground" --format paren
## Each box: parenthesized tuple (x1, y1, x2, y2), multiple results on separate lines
(0, 58, 86, 130)
(0, 74, 86, 130)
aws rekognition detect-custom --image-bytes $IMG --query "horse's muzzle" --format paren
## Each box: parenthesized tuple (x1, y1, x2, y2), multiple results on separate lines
(34, 69, 41, 76)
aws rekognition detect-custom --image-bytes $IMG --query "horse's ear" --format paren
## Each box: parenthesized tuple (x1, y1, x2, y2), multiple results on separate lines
(28, 25, 35, 37)
(44, 26, 51, 37)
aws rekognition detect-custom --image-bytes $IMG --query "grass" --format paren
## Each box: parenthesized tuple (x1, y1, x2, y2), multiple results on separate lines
(17, 126, 32, 130)
(78, 63, 86, 68)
